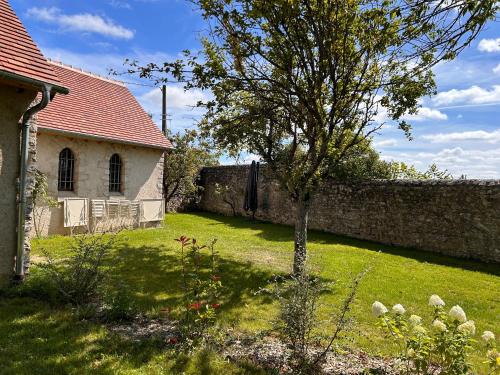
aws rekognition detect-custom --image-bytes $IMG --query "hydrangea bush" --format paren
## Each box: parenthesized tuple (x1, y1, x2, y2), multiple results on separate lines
(372, 295, 498, 374)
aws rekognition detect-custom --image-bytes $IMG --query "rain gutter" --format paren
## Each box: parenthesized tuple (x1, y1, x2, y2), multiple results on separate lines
(0, 70, 68, 94)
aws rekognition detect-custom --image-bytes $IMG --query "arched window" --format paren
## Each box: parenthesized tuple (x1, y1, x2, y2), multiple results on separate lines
(109, 154, 122, 192)
(58, 148, 75, 191)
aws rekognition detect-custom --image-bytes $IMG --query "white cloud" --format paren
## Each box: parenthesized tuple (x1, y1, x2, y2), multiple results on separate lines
(139, 86, 207, 111)
(109, 0, 132, 9)
(478, 38, 500, 53)
(433, 85, 500, 106)
(493, 63, 500, 75)
(381, 147, 500, 178)
(403, 107, 448, 121)
(374, 139, 398, 148)
(27, 7, 134, 39)
(422, 129, 500, 144)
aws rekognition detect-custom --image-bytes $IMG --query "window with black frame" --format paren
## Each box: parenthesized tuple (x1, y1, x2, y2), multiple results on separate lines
(58, 148, 75, 191)
(109, 153, 122, 193)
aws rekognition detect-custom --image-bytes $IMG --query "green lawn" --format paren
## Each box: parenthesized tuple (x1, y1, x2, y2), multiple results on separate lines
(1, 212, 498, 374)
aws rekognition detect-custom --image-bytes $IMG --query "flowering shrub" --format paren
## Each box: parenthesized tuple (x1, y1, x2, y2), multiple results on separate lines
(175, 236, 222, 348)
(372, 295, 498, 374)
(482, 331, 500, 374)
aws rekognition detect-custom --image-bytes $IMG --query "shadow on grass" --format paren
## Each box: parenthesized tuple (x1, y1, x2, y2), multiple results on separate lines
(108, 241, 280, 313)
(0, 296, 166, 375)
(0, 295, 268, 375)
(0, 244, 276, 375)
(193, 211, 500, 277)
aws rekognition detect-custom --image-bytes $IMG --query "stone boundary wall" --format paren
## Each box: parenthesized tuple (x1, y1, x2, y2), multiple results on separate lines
(198, 165, 500, 263)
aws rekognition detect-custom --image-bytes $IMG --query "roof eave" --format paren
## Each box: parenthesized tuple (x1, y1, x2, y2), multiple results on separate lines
(0, 70, 69, 94)
(38, 126, 173, 150)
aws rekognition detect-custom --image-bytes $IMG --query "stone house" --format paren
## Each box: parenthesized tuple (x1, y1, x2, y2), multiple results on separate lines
(0, 0, 68, 284)
(33, 61, 173, 236)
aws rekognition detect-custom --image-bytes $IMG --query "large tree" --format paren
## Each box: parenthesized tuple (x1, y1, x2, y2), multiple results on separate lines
(127, 0, 496, 274)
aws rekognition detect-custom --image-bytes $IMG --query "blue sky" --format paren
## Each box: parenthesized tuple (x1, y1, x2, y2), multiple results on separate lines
(11, 0, 500, 178)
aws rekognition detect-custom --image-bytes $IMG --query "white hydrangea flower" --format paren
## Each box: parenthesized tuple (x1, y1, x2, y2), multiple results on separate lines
(409, 314, 422, 326)
(449, 305, 467, 323)
(482, 331, 495, 342)
(372, 301, 388, 317)
(486, 349, 499, 361)
(432, 319, 447, 332)
(413, 325, 427, 335)
(392, 304, 406, 315)
(458, 320, 476, 336)
(428, 294, 445, 307)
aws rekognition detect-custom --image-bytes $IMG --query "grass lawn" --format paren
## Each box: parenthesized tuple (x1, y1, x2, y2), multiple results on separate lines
(1, 212, 498, 374)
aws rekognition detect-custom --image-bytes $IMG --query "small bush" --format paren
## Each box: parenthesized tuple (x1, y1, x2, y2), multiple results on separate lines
(40, 234, 114, 306)
(267, 267, 368, 375)
(102, 283, 138, 322)
(372, 295, 499, 374)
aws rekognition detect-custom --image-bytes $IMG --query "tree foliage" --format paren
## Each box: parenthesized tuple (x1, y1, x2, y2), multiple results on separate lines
(126, 0, 496, 273)
(164, 130, 219, 210)
(387, 162, 453, 180)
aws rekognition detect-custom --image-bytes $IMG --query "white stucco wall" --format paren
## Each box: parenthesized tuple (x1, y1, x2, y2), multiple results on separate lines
(34, 132, 164, 236)
(0, 84, 37, 285)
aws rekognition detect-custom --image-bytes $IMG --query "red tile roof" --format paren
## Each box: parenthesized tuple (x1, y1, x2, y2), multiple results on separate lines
(0, 0, 67, 93)
(37, 62, 172, 150)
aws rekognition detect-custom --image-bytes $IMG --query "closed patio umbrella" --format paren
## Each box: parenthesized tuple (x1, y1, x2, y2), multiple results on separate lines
(244, 161, 259, 219)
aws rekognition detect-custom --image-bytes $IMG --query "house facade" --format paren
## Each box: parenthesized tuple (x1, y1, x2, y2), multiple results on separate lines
(0, 0, 68, 284)
(33, 62, 172, 236)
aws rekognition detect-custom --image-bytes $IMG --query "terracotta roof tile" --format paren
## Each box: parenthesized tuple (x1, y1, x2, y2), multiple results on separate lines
(0, 0, 65, 90)
(37, 62, 172, 150)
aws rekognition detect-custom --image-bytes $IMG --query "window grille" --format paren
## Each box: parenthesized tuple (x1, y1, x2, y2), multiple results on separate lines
(109, 154, 122, 192)
(58, 148, 75, 191)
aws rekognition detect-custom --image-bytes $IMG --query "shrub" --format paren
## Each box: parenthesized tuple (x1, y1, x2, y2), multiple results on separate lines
(175, 236, 223, 349)
(482, 331, 499, 375)
(268, 267, 368, 374)
(102, 283, 138, 322)
(372, 295, 498, 374)
(40, 235, 114, 306)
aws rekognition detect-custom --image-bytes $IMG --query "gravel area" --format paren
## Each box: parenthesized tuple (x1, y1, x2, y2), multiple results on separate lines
(107, 315, 179, 342)
(223, 336, 401, 374)
(107, 317, 402, 374)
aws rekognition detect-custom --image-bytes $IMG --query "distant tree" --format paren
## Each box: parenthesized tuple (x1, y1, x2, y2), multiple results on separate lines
(126, 0, 496, 274)
(164, 130, 219, 210)
(327, 140, 392, 180)
(388, 162, 452, 180)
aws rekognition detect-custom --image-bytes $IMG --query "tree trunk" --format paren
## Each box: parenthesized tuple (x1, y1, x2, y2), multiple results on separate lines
(293, 196, 310, 276)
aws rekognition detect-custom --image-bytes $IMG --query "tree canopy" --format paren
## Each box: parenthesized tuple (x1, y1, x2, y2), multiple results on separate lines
(125, 0, 497, 273)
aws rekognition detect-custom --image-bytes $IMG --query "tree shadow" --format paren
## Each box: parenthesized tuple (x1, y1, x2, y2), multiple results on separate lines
(191, 212, 500, 277)
(0, 296, 168, 375)
(106, 240, 281, 314)
(0, 295, 269, 375)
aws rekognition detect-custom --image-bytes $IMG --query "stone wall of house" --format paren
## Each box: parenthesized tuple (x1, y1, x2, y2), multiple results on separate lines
(33, 132, 164, 236)
(0, 84, 37, 285)
(198, 165, 500, 263)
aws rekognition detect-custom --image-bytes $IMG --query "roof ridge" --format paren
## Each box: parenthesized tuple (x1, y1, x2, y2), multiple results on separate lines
(47, 59, 126, 87)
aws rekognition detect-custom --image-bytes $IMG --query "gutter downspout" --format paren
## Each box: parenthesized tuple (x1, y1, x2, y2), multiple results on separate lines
(14, 84, 52, 281)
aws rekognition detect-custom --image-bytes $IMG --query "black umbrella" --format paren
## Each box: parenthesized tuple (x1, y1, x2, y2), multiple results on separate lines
(244, 161, 259, 219)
